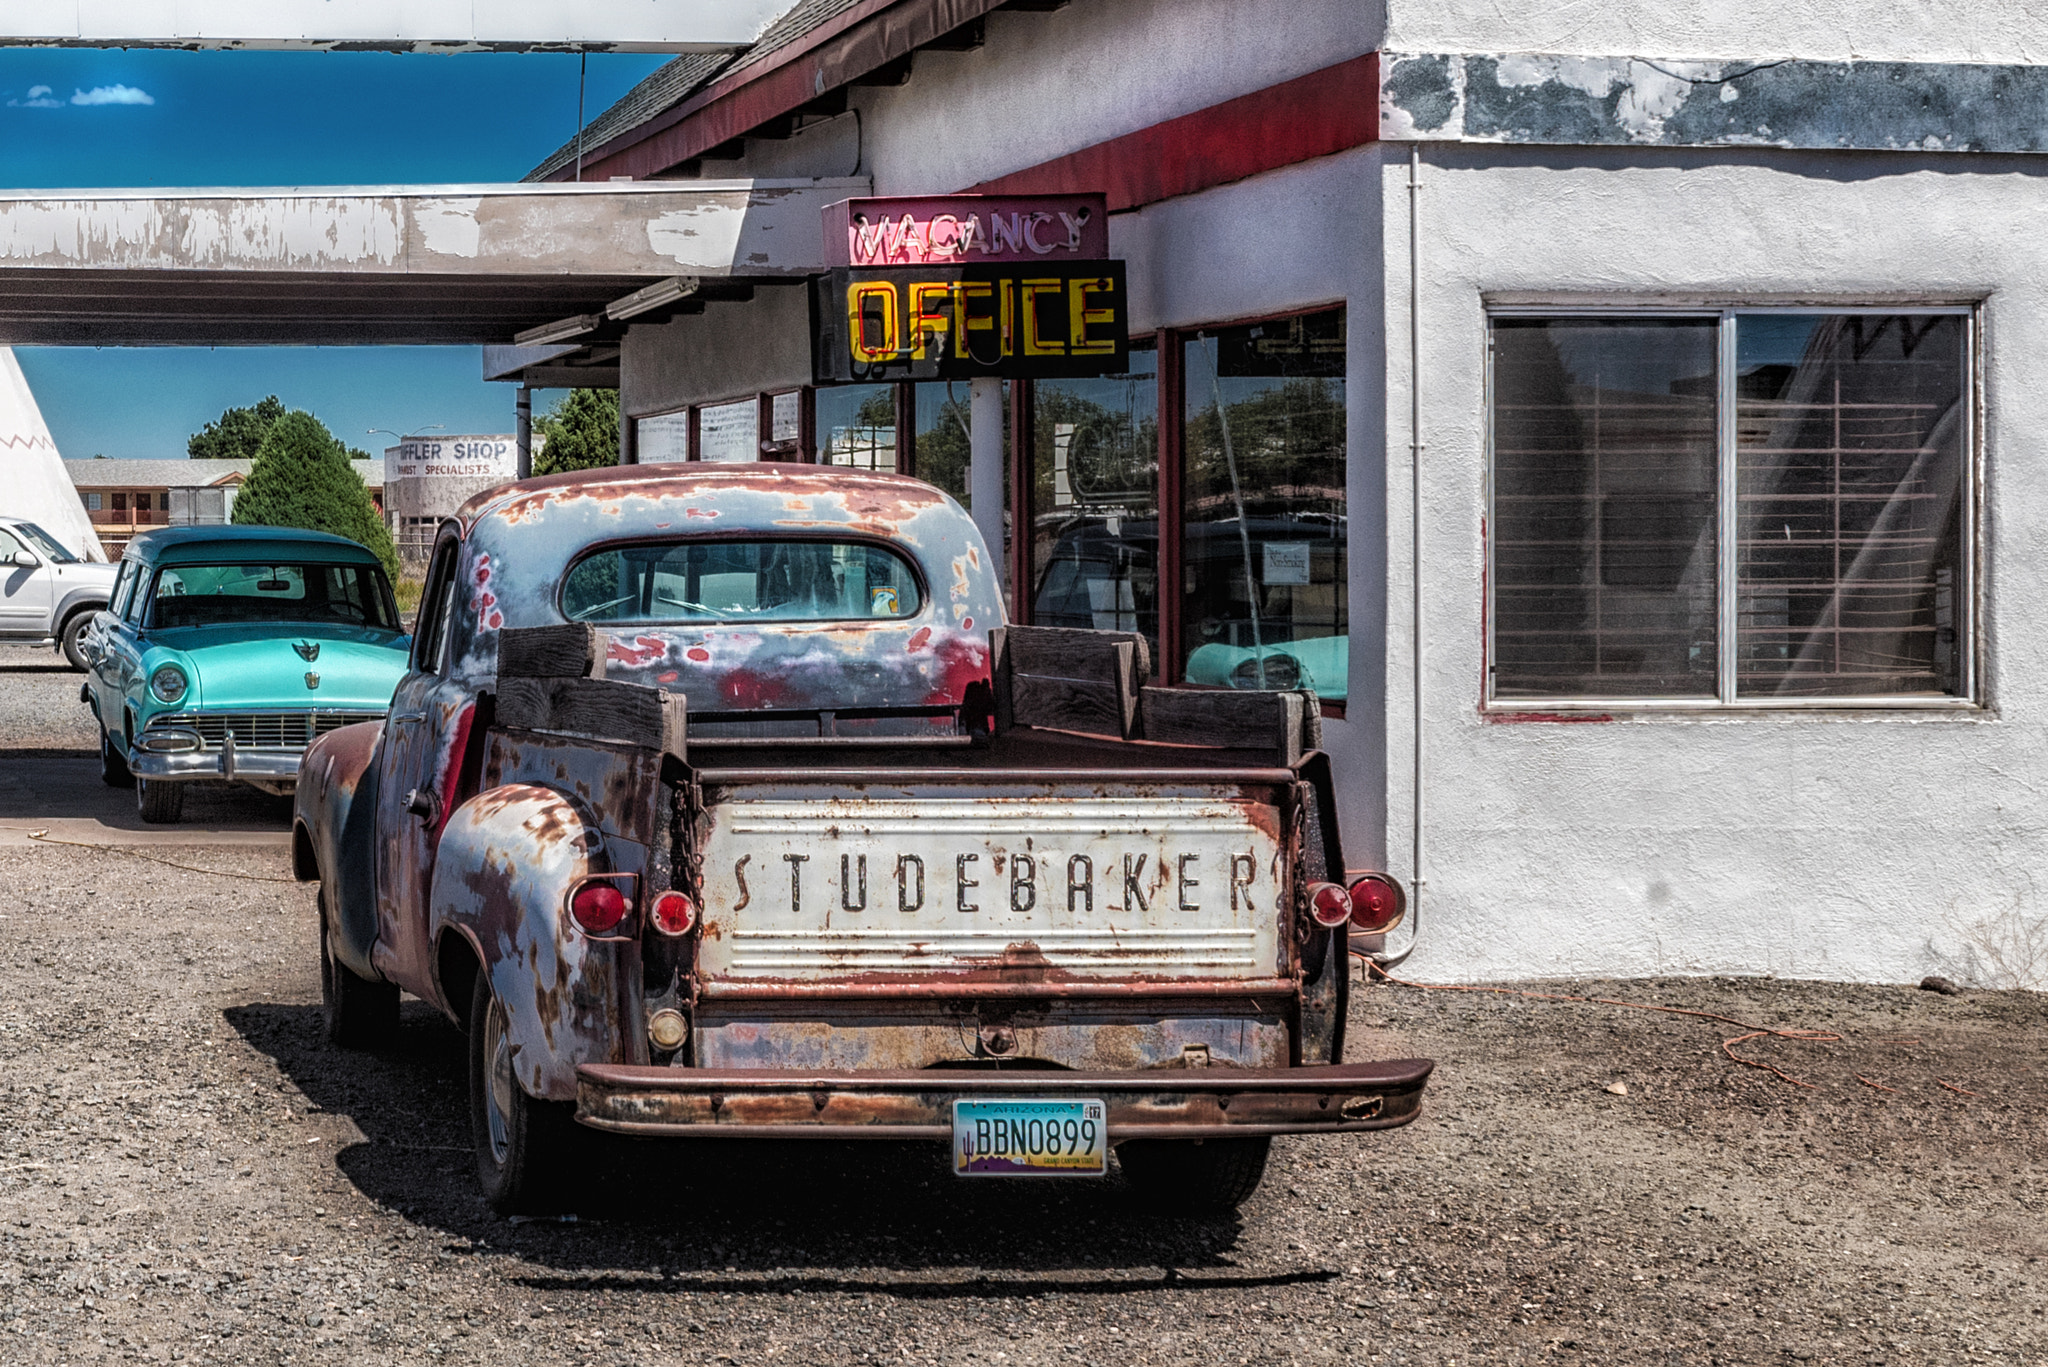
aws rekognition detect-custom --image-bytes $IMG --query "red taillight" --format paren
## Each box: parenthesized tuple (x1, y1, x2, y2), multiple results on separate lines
(650, 889, 697, 937)
(570, 884, 629, 935)
(1347, 874, 1406, 933)
(1307, 882, 1352, 928)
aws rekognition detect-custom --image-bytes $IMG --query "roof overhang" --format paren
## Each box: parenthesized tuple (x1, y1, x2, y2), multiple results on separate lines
(0, 179, 863, 345)
(0, 1, 800, 52)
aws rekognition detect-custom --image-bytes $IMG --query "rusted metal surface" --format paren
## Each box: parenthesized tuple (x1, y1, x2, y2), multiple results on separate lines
(575, 1059, 1435, 1139)
(694, 1006, 1291, 1071)
(695, 775, 1290, 989)
(448, 464, 1002, 734)
(290, 719, 384, 978)
(427, 783, 639, 1100)
(484, 730, 667, 850)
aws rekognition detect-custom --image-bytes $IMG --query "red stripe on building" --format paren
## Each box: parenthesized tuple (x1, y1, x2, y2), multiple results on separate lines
(966, 53, 1379, 211)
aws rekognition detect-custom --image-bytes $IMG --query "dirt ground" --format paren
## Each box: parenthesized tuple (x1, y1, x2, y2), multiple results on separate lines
(0, 827, 2041, 1367)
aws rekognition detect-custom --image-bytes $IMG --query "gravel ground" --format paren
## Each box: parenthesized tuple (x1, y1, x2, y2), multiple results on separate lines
(0, 645, 99, 754)
(0, 831, 2041, 1367)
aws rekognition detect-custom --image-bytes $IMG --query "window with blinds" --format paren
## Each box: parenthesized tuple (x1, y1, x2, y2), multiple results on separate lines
(1489, 310, 1971, 706)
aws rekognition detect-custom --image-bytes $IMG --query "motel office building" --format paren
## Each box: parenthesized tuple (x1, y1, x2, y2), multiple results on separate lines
(526, 0, 2048, 985)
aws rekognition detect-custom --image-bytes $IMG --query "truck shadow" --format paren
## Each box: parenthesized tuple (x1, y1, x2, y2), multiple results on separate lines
(224, 1001, 1329, 1291)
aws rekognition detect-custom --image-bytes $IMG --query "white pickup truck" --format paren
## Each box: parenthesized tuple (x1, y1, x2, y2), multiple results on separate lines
(0, 516, 115, 669)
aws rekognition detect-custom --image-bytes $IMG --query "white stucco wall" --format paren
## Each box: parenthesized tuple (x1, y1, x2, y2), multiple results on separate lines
(1383, 0, 2048, 63)
(850, 0, 1381, 193)
(1382, 144, 2042, 985)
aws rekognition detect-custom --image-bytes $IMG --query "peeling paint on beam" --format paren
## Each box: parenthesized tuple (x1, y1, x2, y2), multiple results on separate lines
(1381, 53, 2048, 153)
(0, 180, 862, 280)
(0, 0, 797, 53)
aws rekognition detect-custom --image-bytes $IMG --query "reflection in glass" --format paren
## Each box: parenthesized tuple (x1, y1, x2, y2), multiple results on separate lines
(562, 540, 922, 624)
(1181, 310, 1347, 701)
(1029, 344, 1160, 660)
(1491, 318, 1719, 698)
(814, 385, 897, 469)
(1735, 314, 1965, 697)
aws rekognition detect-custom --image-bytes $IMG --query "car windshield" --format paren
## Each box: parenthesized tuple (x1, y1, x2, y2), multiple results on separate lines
(563, 540, 924, 624)
(148, 562, 399, 631)
(12, 522, 78, 563)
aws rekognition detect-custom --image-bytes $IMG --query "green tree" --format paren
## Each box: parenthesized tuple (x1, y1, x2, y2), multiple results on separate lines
(232, 409, 399, 577)
(188, 395, 286, 461)
(533, 388, 620, 475)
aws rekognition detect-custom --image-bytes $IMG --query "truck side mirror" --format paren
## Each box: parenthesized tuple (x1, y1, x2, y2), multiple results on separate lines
(8, 551, 35, 569)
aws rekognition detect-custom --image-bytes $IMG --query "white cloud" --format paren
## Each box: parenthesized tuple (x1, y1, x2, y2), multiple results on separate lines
(9, 84, 63, 109)
(70, 84, 153, 106)
(27, 85, 49, 98)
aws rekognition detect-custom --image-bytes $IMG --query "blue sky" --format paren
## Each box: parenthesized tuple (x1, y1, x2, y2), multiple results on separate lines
(0, 47, 671, 459)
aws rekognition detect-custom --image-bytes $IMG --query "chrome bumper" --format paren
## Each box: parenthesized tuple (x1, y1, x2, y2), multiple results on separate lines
(127, 744, 304, 783)
(575, 1059, 1435, 1140)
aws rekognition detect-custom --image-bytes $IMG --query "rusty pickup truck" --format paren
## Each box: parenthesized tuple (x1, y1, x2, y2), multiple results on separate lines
(291, 463, 1431, 1214)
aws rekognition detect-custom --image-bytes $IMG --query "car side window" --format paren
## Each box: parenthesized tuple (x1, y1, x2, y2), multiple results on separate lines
(0, 529, 24, 564)
(412, 538, 461, 675)
(125, 568, 152, 625)
(108, 562, 134, 619)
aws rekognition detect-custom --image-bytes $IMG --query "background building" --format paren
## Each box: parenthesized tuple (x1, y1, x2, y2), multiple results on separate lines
(66, 457, 384, 558)
(498, 0, 2047, 988)
(382, 435, 520, 569)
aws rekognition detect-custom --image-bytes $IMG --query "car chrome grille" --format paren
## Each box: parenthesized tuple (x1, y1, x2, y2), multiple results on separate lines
(144, 711, 383, 751)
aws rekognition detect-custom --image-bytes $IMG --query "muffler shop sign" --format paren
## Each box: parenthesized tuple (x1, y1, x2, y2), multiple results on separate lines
(812, 261, 1128, 382)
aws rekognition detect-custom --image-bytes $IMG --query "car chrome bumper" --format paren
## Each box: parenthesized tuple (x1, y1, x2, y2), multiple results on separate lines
(574, 1059, 1434, 1140)
(127, 747, 304, 783)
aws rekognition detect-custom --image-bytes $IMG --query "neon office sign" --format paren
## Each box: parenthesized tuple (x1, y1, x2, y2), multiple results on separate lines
(813, 195, 1127, 382)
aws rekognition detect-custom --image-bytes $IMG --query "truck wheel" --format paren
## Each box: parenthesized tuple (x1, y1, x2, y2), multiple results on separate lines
(469, 973, 579, 1215)
(1117, 1136, 1273, 1214)
(59, 612, 93, 672)
(135, 775, 183, 823)
(99, 726, 133, 788)
(320, 908, 397, 1049)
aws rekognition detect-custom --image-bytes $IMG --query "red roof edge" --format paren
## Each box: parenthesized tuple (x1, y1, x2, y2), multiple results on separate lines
(965, 53, 1380, 211)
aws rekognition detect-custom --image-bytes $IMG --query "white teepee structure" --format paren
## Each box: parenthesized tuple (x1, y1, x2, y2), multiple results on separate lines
(0, 348, 104, 561)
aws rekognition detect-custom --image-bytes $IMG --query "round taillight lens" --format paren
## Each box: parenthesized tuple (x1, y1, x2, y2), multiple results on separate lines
(650, 889, 697, 937)
(1347, 874, 1406, 933)
(1307, 882, 1351, 928)
(569, 884, 629, 935)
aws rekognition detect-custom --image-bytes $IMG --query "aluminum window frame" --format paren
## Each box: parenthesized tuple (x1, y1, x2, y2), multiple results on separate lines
(1484, 304, 1980, 713)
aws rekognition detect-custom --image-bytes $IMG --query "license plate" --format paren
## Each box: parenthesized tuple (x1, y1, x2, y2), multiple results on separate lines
(952, 1099, 1107, 1177)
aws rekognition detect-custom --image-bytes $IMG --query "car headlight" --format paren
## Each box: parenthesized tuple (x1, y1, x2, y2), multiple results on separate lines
(1230, 653, 1300, 690)
(149, 665, 188, 704)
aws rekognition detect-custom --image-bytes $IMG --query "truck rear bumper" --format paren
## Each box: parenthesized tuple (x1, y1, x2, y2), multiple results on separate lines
(575, 1059, 1435, 1140)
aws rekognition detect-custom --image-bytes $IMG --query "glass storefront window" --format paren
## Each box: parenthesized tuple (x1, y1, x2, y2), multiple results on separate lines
(1180, 309, 1347, 701)
(814, 384, 896, 469)
(1029, 343, 1160, 659)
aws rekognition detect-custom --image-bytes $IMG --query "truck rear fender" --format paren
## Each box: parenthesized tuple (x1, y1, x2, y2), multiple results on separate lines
(1294, 750, 1349, 1065)
(427, 783, 621, 1102)
(292, 720, 384, 981)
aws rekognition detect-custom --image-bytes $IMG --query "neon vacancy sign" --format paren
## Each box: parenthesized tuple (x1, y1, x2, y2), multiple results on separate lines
(821, 194, 1109, 267)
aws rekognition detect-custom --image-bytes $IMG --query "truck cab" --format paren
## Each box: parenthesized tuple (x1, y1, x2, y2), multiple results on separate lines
(293, 463, 1430, 1215)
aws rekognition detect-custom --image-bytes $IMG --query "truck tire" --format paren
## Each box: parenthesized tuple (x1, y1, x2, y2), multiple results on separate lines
(469, 972, 581, 1215)
(59, 611, 95, 672)
(1117, 1136, 1273, 1214)
(320, 905, 397, 1049)
(99, 725, 133, 788)
(134, 775, 184, 823)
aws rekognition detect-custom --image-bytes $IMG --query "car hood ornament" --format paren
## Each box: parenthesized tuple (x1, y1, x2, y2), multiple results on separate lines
(305, 671, 321, 690)
(294, 641, 321, 662)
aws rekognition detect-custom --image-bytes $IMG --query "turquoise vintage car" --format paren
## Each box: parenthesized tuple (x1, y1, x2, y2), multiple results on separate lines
(82, 526, 410, 823)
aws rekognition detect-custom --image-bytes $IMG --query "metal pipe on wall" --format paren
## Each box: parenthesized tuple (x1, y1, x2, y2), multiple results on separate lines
(515, 385, 533, 480)
(969, 377, 1005, 580)
(1374, 144, 1427, 971)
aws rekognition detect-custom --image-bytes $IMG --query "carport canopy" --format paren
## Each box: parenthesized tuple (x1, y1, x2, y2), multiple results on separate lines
(0, 179, 861, 348)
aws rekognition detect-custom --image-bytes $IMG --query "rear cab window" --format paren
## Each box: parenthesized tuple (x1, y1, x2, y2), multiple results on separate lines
(562, 540, 925, 624)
